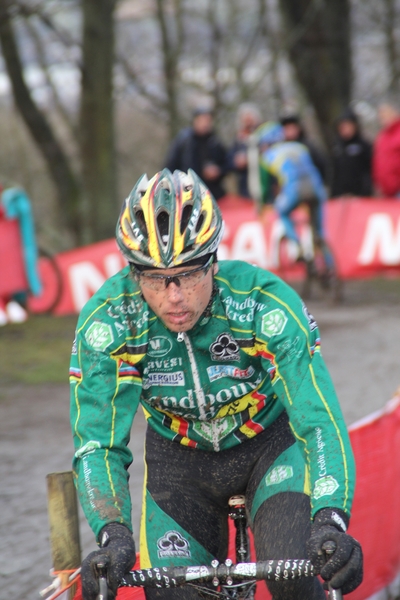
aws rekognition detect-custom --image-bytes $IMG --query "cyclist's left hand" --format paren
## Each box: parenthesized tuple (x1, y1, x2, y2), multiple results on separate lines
(81, 522, 136, 600)
(306, 508, 363, 594)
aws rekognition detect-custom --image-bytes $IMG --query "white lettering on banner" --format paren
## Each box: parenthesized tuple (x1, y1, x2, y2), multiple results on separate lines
(104, 253, 126, 277)
(358, 214, 400, 265)
(69, 262, 106, 311)
(69, 255, 126, 311)
(230, 222, 268, 268)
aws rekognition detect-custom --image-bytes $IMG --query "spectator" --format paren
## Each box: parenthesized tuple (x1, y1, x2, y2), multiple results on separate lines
(227, 102, 262, 197)
(164, 106, 227, 200)
(331, 108, 373, 198)
(280, 113, 329, 184)
(373, 95, 400, 197)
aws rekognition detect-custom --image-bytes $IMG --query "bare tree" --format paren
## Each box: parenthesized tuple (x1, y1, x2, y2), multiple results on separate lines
(0, 0, 118, 244)
(79, 0, 118, 242)
(278, 0, 352, 148)
(0, 0, 83, 242)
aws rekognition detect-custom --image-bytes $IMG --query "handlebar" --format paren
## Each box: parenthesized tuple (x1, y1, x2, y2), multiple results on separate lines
(95, 556, 342, 599)
(120, 557, 315, 588)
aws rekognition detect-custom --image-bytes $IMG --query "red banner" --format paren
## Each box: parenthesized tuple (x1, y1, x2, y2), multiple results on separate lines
(0, 219, 27, 296)
(18, 196, 400, 315)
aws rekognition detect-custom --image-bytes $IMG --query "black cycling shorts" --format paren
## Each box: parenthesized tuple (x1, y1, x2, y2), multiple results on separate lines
(139, 411, 325, 600)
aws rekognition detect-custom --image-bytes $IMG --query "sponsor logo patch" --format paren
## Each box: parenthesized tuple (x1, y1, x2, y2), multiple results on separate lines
(261, 309, 288, 337)
(210, 333, 240, 361)
(148, 336, 173, 358)
(207, 364, 255, 382)
(142, 371, 185, 389)
(313, 475, 339, 499)
(193, 416, 237, 442)
(74, 440, 101, 459)
(157, 531, 191, 559)
(265, 465, 294, 486)
(85, 322, 114, 351)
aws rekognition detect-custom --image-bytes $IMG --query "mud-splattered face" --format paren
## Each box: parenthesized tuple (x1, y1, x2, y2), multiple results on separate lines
(139, 263, 219, 332)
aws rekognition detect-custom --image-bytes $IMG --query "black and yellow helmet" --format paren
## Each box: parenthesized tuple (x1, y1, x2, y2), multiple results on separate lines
(116, 169, 224, 268)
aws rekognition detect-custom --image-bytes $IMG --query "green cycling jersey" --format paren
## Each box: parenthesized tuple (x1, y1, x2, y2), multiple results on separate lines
(70, 260, 355, 539)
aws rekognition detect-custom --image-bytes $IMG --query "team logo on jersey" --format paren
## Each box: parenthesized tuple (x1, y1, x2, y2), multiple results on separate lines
(148, 336, 172, 358)
(85, 322, 114, 351)
(209, 333, 240, 361)
(157, 531, 191, 559)
(265, 465, 293, 486)
(313, 475, 339, 499)
(261, 309, 288, 338)
(193, 416, 237, 444)
(302, 303, 318, 331)
(207, 365, 255, 382)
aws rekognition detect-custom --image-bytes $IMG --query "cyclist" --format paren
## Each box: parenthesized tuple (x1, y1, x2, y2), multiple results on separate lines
(252, 121, 328, 262)
(70, 168, 362, 600)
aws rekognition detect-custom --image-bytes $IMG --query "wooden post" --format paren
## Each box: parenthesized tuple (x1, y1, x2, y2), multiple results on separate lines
(47, 471, 81, 598)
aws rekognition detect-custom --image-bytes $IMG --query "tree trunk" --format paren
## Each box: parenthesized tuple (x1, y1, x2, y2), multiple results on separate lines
(0, 2, 82, 243)
(79, 0, 118, 242)
(279, 0, 352, 149)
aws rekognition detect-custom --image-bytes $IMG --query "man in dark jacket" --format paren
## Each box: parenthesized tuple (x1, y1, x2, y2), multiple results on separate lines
(164, 107, 227, 200)
(331, 109, 373, 198)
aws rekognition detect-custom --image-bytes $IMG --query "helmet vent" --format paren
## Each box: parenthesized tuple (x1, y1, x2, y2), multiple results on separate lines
(134, 209, 148, 237)
(195, 213, 205, 233)
(181, 244, 194, 254)
(181, 204, 193, 234)
(157, 211, 170, 245)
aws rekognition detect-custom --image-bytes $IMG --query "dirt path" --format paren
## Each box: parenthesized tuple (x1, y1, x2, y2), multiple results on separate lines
(1, 280, 399, 600)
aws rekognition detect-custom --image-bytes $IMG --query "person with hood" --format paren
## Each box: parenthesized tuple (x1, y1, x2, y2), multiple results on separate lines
(331, 109, 373, 198)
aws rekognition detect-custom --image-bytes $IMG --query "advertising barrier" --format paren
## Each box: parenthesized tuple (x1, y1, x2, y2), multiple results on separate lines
(25, 196, 400, 316)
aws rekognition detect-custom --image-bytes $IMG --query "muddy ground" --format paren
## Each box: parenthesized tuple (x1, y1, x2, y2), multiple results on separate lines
(1, 280, 399, 600)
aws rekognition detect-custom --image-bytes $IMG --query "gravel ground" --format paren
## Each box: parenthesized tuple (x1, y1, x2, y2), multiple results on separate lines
(1, 280, 399, 600)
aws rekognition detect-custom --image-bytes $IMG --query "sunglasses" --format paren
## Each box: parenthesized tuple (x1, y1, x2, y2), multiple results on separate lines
(133, 255, 214, 291)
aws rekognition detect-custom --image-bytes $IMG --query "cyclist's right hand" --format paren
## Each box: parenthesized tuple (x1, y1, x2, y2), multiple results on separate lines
(81, 523, 136, 600)
(307, 508, 363, 594)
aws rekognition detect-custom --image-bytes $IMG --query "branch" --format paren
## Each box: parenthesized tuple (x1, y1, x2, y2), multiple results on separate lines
(22, 14, 79, 142)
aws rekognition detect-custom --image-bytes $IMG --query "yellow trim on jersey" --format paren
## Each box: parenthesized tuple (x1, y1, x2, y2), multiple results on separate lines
(77, 291, 142, 333)
(304, 465, 311, 496)
(309, 364, 349, 508)
(104, 448, 122, 519)
(139, 448, 151, 568)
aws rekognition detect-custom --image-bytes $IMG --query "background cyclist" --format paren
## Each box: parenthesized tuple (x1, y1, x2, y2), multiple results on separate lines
(253, 121, 328, 263)
(70, 168, 362, 600)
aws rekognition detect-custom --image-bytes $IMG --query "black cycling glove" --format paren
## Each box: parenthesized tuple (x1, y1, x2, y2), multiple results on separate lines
(81, 522, 136, 600)
(307, 508, 363, 595)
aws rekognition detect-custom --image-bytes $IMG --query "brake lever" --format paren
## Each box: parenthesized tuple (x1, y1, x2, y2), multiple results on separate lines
(95, 560, 108, 600)
(322, 541, 343, 600)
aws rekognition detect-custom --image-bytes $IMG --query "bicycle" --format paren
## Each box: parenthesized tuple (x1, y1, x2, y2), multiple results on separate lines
(95, 495, 343, 600)
(273, 199, 343, 304)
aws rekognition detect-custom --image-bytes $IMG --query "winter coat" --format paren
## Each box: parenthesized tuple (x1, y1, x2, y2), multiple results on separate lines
(373, 118, 400, 197)
(331, 134, 372, 197)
